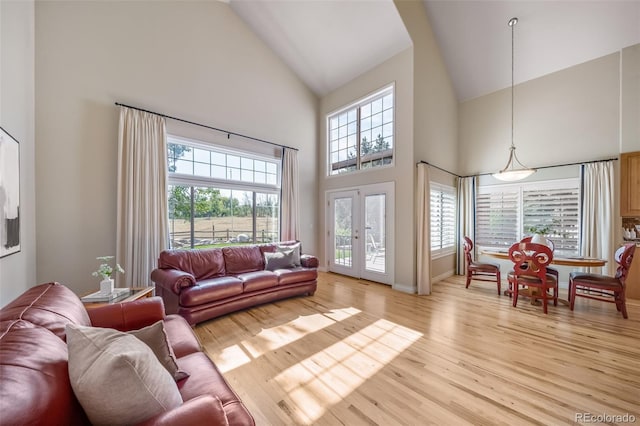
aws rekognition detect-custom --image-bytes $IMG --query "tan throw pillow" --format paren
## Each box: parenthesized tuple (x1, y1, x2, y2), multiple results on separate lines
(66, 324, 183, 425)
(129, 321, 189, 381)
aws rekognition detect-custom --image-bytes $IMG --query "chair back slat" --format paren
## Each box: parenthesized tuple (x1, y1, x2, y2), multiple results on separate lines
(508, 242, 554, 281)
(615, 243, 636, 282)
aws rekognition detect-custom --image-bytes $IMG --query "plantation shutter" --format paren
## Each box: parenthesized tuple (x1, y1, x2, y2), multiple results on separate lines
(430, 183, 456, 255)
(523, 187, 580, 254)
(476, 190, 519, 248)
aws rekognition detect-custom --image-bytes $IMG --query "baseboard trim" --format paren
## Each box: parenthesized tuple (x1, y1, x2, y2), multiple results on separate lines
(432, 270, 455, 283)
(393, 283, 415, 294)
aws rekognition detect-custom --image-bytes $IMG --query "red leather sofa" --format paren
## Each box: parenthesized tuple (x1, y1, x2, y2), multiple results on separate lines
(0, 282, 254, 425)
(151, 242, 319, 325)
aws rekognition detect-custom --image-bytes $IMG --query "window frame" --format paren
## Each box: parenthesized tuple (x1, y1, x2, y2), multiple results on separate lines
(326, 84, 395, 176)
(430, 182, 456, 258)
(166, 135, 281, 249)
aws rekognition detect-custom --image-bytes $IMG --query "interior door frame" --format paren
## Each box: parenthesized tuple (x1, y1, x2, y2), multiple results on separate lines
(325, 181, 394, 285)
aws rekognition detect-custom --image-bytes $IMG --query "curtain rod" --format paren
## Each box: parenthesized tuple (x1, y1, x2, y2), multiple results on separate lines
(115, 102, 299, 152)
(472, 157, 619, 177)
(417, 157, 618, 179)
(416, 161, 462, 178)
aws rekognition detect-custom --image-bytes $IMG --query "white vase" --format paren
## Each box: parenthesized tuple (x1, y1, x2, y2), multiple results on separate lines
(100, 278, 114, 295)
(531, 234, 549, 247)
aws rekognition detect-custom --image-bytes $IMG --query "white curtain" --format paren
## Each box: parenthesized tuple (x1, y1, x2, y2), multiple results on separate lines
(580, 161, 615, 275)
(116, 107, 168, 287)
(281, 148, 299, 241)
(456, 176, 476, 275)
(416, 163, 431, 295)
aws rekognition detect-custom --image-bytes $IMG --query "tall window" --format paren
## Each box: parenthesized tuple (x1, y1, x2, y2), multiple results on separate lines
(431, 183, 456, 257)
(167, 136, 280, 249)
(476, 179, 580, 255)
(327, 85, 394, 175)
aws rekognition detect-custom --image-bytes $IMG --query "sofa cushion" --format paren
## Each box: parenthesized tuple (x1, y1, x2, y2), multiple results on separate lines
(159, 249, 226, 280)
(129, 320, 189, 381)
(0, 320, 89, 425)
(163, 315, 203, 358)
(176, 351, 253, 425)
(66, 324, 183, 425)
(237, 271, 278, 292)
(180, 277, 244, 307)
(275, 268, 319, 286)
(264, 250, 296, 271)
(0, 282, 91, 341)
(223, 245, 264, 274)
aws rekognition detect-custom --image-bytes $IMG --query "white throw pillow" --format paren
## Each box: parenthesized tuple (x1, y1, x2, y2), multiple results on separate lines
(66, 324, 183, 425)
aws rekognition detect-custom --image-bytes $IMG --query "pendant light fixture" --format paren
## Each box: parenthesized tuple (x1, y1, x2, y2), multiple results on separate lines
(492, 17, 535, 182)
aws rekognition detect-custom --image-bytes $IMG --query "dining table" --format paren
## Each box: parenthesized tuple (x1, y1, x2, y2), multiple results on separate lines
(480, 249, 607, 305)
(480, 250, 607, 268)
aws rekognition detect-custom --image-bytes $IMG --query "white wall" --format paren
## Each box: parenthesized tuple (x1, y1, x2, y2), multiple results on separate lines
(459, 52, 622, 176)
(35, 1, 318, 295)
(395, 0, 459, 284)
(0, 0, 36, 307)
(319, 48, 414, 291)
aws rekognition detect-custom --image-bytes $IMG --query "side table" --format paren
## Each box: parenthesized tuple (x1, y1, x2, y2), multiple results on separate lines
(81, 287, 154, 309)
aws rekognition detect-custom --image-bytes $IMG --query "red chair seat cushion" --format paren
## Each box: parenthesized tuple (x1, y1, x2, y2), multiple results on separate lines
(469, 262, 500, 272)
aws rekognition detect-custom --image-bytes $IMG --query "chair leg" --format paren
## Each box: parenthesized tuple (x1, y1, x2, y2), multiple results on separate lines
(512, 283, 519, 307)
(553, 283, 558, 306)
(569, 279, 576, 311)
(496, 271, 501, 295)
(617, 291, 629, 319)
(542, 290, 548, 314)
(465, 271, 472, 289)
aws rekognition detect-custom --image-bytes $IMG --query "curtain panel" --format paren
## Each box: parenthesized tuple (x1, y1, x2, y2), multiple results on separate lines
(116, 107, 168, 287)
(580, 161, 615, 275)
(416, 163, 431, 295)
(456, 176, 476, 275)
(281, 148, 299, 241)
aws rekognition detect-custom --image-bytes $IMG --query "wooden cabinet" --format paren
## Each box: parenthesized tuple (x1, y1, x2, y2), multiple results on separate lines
(627, 245, 640, 300)
(621, 151, 640, 217)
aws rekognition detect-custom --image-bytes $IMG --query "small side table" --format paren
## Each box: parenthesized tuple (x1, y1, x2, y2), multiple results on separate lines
(82, 287, 154, 309)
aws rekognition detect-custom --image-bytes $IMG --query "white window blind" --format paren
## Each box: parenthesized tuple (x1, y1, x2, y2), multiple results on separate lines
(477, 179, 580, 255)
(430, 183, 456, 256)
(476, 190, 519, 248)
(523, 187, 580, 254)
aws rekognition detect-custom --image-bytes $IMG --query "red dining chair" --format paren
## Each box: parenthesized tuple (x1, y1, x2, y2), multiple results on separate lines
(507, 241, 558, 314)
(520, 236, 560, 283)
(569, 243, 636, 319)
(463, 236, 501, 295)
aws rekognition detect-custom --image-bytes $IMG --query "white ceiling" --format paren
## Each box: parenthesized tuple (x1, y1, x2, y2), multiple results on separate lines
(229, 0, 412, 96)
(230, 0, 640, 101)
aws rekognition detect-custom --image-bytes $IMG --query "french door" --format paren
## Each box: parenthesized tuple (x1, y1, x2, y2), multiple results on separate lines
(327, 182, 394, 285)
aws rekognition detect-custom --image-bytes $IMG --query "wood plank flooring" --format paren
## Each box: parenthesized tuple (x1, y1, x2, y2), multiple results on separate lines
(194, 272, 640, 425)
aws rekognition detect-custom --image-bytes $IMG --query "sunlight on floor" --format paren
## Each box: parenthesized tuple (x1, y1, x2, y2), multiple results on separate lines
(214, 307, 362, 373)
(274, 318, 423, 424)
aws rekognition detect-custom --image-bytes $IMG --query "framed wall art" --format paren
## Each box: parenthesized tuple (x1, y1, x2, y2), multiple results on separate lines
(0, 127, 20, 258)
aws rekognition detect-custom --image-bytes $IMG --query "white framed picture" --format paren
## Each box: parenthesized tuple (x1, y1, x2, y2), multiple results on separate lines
(0, 127, 20, 258)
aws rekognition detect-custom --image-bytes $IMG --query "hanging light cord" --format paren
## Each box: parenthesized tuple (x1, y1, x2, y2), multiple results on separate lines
(510, 17, 516, 150)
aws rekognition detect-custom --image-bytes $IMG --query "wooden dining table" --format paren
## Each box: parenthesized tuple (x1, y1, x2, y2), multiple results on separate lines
(481, 250, 607, 305)
(481, 250, 607, 268)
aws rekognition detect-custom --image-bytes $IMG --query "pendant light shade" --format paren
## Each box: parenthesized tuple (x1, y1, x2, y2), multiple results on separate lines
(492, 17, 535, 182)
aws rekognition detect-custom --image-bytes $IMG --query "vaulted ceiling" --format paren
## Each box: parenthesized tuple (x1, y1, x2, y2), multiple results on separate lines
(230, 0, 640, 101)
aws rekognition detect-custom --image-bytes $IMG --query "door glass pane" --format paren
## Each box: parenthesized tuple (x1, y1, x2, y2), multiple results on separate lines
(365, 194, 385, 273)
(334, 197, 352, 267)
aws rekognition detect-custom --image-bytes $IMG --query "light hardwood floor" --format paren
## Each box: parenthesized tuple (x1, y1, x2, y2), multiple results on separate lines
(194, 272, 640, 425)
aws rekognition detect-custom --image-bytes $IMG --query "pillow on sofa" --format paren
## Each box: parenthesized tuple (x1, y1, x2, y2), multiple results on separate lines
(128, 320, 189, 381)
(264, 250, 296, 271)
(277, 242, 301, 267)
(66, 324, 183, 425)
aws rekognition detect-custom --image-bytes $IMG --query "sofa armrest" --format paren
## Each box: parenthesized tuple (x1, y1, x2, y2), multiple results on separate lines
(152, 268, 196, 295)
(300, 254, 319, 268)
(136, 395, 229, 426)
(88, 297, 166, 331)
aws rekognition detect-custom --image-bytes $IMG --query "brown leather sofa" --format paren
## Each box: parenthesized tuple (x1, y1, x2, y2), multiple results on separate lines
(0, 282, 254, 425)
(151, 242, 319, 325)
